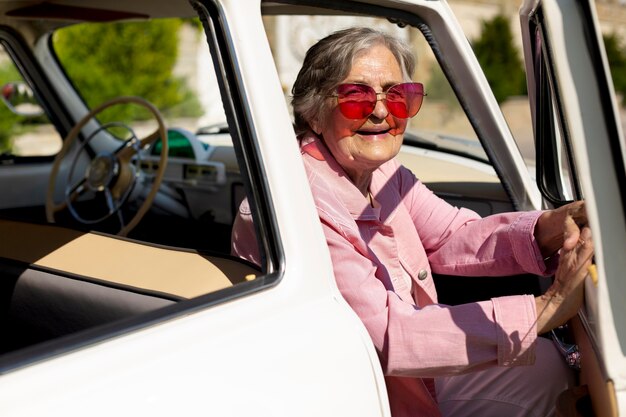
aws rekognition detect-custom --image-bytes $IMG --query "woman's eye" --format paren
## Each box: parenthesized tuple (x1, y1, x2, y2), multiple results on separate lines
(344, 89, 366, 98)
(385, 91, 403, 101)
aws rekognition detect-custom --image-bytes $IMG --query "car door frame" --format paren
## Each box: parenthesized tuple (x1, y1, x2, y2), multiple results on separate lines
(520, 0, 626, 415)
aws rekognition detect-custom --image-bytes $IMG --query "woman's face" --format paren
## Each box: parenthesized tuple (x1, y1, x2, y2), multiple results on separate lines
(313, 44, 409, 182)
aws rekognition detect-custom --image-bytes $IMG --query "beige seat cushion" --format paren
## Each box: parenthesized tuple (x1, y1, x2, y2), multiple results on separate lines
(0, 219, 260, 299)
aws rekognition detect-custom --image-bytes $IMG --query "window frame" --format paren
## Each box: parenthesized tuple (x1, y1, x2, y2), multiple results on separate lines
(0, 26, 76, 163)
(0, 8, 281, 373)
(529, 11, 582, 206)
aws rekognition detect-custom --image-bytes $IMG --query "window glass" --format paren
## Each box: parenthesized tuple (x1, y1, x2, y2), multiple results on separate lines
(0, 44, 60, 157)
(534, 27, 580, 204)
(263, 14, 513, 217)
(53, 19, 226, 141)
(551, 99, 576, 201)
(447, 4, 535, 173)
(268, 15, 479, 142)
(264, 15, 492, 174)
(0, 15, 266, 364)
(49, 18, 249, 255)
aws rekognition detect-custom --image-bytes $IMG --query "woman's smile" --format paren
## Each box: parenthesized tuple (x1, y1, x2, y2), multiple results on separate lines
(355, 127, 391, 139)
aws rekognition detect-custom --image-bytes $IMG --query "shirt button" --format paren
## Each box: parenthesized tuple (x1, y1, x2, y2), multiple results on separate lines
(418, 269, 428, 280)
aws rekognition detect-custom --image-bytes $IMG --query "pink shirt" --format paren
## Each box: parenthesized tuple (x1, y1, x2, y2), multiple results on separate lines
(232, 133, 550, 417)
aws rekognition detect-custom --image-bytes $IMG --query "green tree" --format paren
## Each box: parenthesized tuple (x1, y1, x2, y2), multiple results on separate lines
(53, 19, 201, 123)
(603, 33, 626, 106)
(0, 63, 29, 153)
(472, 14, 526, 103)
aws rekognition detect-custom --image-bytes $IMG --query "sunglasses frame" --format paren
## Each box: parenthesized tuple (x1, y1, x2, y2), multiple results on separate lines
(330, 82, 426, 120)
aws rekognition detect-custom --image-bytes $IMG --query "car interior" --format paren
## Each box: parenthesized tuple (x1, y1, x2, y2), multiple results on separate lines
(0, 0, 553, 375)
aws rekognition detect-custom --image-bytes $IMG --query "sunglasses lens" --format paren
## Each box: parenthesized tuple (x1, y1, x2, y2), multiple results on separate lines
(336, 84, 376, 119)
(334, 82, 425, 119)
(385, 83, 425, 119)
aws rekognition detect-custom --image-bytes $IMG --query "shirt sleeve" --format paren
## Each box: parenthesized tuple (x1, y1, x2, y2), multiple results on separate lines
(398, 166, 551, 277)
(231, 198, 262, 267)
(321, 215, 538, 378)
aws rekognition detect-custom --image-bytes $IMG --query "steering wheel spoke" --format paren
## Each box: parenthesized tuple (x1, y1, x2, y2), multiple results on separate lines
(48, 177, 88, 214)
(102, 187, 126, 226)
(67, 178, 88, 200)
(139, 129, 161, 149)
(46, 96, 168, 236)
(108, 191, 127, 231)
(116, 134, 143, 163)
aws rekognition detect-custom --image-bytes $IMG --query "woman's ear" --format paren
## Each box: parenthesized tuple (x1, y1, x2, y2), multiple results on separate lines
(310, 119, 321, 135)
(311, 105, 328, 135)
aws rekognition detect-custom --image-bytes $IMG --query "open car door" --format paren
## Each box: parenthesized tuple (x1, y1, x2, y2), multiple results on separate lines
(520, 0, 626, 415)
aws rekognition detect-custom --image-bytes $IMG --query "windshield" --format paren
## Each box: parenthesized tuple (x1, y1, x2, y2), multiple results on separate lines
(52, 17, 226, 137)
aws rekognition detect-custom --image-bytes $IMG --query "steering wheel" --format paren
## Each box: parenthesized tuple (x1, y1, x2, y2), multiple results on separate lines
(46, 96, 168, 237)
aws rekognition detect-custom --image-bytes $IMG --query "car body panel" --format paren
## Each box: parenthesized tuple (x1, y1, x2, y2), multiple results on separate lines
(521, 0, 626, 414)
(1, 295, 387, 416)
(0, 0, 623, 415)
(0, 2, 390, 414)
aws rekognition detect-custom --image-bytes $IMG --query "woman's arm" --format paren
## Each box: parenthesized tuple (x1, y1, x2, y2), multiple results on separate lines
(321, 216, 538, 377)
(322, 211, 594, 377)
(397, 166, 549, 277)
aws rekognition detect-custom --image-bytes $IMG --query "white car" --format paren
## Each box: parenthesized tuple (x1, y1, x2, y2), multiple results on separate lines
(0, 0, 623, 415)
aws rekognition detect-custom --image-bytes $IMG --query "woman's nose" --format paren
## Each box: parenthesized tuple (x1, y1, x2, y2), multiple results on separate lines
(370, 98, 389, 120)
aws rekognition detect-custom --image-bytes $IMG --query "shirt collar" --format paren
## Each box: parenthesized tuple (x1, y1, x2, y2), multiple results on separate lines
(300, 131, 381, 221)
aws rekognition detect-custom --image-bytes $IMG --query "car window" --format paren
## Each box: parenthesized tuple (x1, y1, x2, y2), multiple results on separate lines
(265, 14, 483, 162)
(0, 42, 61, 158)
(531, 20, 581, 204)
(48, 18, 250, 254)
(261, 12, 518, 217)
(52, 19, 227, 145)
(0, 14, 269, 369)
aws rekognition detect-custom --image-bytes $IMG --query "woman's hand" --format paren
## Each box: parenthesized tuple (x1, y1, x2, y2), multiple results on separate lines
(535, 216, 594, 335)
(535, 200, 588, 258)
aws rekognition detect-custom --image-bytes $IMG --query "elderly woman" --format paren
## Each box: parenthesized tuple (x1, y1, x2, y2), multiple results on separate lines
(232, 27, 593, 417)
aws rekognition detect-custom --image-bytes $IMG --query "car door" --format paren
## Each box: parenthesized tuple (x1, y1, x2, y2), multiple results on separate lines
(0, 4, 392, 416)
(520, 0, 626, 415)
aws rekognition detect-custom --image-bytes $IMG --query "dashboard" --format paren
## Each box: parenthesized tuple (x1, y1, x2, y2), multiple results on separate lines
(139, 127, 244, 225)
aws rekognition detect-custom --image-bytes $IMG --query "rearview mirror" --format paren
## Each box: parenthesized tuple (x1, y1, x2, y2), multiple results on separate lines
(1, 81, 44, 117)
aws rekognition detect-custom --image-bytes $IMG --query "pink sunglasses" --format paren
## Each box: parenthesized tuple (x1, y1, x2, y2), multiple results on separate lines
(331, 82, 426, 119)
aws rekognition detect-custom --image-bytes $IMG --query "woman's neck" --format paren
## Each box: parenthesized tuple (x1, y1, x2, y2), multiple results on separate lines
(313, 132, 374, 197)
(348, 170, 374, 197)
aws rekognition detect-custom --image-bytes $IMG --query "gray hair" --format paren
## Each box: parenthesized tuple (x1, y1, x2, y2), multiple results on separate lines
(291, 27, 416, 136)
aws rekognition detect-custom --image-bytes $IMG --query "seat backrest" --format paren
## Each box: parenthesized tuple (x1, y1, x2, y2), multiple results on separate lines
(0, 219, 261, 353)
